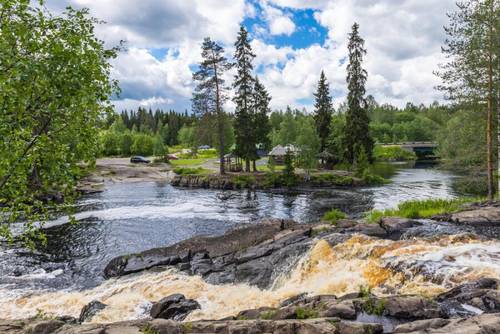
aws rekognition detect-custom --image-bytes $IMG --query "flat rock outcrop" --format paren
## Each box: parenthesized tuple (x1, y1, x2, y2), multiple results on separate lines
(150, 294, 200, 321)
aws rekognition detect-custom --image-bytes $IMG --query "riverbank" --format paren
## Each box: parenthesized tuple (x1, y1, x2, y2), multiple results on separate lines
(1, 203, 498, 333)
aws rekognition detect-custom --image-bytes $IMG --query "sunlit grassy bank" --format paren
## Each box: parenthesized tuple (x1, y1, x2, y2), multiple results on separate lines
(366, 197, 485, 222)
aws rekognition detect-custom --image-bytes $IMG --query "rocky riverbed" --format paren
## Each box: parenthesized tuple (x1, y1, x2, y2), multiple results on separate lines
(1, 204, 499, 333)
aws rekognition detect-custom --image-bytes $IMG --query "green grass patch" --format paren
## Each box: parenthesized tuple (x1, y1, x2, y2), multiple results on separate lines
(295, 307, 319, 319)
(173, 167, 210, 175)
(260, 310, 277, 320)
(362, 172, 390, 186)
(322, 208, 347, 225)
(374, 145, 417, 161)
(262, 172, 300, 188)
(366, 197, 483, 223)
(257, 165, 286, 172)
(170, 158, 207, 166)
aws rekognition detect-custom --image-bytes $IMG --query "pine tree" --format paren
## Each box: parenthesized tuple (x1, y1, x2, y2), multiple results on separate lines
(313, 71, 333, 158)
(437, 0, 499, 199)
(233, 26, 256, 172)
(253, 77, 272, 169)
(192, 37, 232, 174)
(343, 23, 374, 164)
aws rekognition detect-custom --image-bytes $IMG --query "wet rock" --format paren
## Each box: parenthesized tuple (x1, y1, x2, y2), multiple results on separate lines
(103, 218, 299, 279)
(319, 300, 357, 320)
(397, 313, 500, 334)
(79, 300, 107, 323)
(236, 307, 276, 320)
(335, 320, 384, 334)
(150, 294, 200, 321)
(436, 278, 500, 316)
(381, 295, 444, 320)
(279, 293, 309, 307)
(379, 217, 422, 238)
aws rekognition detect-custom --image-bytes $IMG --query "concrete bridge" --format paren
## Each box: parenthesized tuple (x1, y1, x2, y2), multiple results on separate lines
(382, 142, 438, 159)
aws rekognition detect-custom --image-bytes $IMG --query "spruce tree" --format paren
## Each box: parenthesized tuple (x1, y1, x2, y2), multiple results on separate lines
(233, 26, 256, 172)
(313, 71, 333, 158)
(343, 23, 374, 164)
(192, 37, 232, 174)
(253, 77, 272, 169)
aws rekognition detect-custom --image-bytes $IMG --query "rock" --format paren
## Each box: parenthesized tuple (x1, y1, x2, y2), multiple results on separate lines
(449, 207, 500, 225)
(78, 300, 107, 323)
(103, 218, 299, 279)
(335, 320, 384, 334)
(319, 300, 357, 320)
(393, 318, 451, 333)
(379, 217, 422, 238)
(236, 307, 275, 320)
(375, 295, 443, 320)
(436, 278, 500, 316)
(150, 294, 200, 321)
(396, 313, 500, 334)
(26, 320, 65, 334)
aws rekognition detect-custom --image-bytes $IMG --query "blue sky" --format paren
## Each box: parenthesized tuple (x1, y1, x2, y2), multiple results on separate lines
(49, 0, 457, 113)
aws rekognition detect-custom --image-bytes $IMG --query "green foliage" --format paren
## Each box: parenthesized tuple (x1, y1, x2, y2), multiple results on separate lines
(322, 209, 347, 225)
(178, 125, 197, 148)
(295, 307, 319, 319)
(296, 118, 321, 172)
(170, 159, 207, 166)
(373, 145, 416, 161)
(314, 71, 333, 152)
(173, 167, 209, 175)
(344, 23, 374, 163)
(267, 156, 276, 173)
(0, 0, 119, 244)
(310, 173, 354, 186)
(366, 197, 483, 223)
(131, 134, 154, 156)
(362, 172, 390, 186)
(233, 175, 256, 188)
(283, 150, 295, 177)
(354, 146, 369, 178)
(263, 172, 300, 188)
(141, 324, 159, 334)
(260, 310, 277, 320)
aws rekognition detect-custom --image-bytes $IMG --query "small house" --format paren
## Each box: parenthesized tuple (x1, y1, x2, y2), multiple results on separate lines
(268, 144, 300, 164)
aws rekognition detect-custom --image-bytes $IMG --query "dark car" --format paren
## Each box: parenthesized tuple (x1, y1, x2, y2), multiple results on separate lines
(130, 156, 150, 164)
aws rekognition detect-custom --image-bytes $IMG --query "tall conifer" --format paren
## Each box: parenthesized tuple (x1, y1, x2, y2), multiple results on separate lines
(313, 71, 333, 157)
(344, 23, 374, 163)
(233, 26, 256, 172)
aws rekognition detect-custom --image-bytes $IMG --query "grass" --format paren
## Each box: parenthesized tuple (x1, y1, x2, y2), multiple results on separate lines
(311, 173, 355, 186)
(366, 197, 483, 223)
(173, 167, 211, 175)
(374, 145, 417, 161)
(257, 165, 286, 172)
(322, 208, 347, 225)
(295, 307, 319, 319)
(260, 310, 277, 320)
(170, 158, 207, 166)
(233, 175, 256, 188)
(141, 324, 159, 334)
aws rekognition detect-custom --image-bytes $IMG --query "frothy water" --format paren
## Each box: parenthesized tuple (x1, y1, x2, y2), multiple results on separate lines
(0, 163, 494, 321)
(0, 235, 498, 322)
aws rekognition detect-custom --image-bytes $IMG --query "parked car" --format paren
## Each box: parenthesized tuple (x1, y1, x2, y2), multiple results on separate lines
(167, 154, 179, 160)
(130, 156, 150, 164)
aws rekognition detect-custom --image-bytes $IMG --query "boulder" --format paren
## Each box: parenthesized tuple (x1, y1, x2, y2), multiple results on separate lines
(380, 295, 444, 320)
(26, 320, 65, 334)
(393, 318, 451, 333)
(150, 294, 200, 321)
(449, 207, 500, 225)
(395, 313, 500, 334)
(78, 300, 107, 323)
(379, 217, 422, 238)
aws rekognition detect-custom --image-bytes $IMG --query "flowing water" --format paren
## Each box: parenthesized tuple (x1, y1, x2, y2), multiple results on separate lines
(0, 162, 498, 322)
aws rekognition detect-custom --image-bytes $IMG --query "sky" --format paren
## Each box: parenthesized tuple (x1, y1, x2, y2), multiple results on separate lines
(47, 0, 458, 113)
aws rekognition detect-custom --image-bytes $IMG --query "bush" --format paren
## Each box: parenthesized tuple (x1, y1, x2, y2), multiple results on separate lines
(322, 208, 347, 225)
(263, 172, 300, 188)
(295, 307, 319, 319)
(131, 133, 154, 156)
(373, 145, 416, 161)
(311, 173, 354, 186)
(233, 175, 256, 188)
(173, 167, 208, 175)
(362, 171, 390, 185)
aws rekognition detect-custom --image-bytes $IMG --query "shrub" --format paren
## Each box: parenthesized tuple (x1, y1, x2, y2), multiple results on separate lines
(295, 307, 319, 319)
(322, 208, 347, 225)
(131, 133, 154, 156)
(362, 171, 389, 185)
(233, 175, 256, 188)
(373, 145, 416, 161)
(173, 167, 207, 175)
(311, 173, 354, 186)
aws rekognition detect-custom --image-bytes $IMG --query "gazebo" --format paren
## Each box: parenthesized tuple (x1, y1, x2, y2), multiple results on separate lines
(318, 150, 335, 168)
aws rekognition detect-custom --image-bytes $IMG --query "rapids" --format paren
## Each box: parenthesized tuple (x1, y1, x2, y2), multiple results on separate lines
(0, 234, 498, 323)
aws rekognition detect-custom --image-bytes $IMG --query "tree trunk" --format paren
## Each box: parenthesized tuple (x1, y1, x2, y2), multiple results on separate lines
(487, 12, 494, 200)
(252, 160, 257, 173)
(245, 159, 250, 173)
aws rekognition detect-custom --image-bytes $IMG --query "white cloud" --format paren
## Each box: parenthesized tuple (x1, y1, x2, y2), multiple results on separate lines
(260, 1, 297, 36)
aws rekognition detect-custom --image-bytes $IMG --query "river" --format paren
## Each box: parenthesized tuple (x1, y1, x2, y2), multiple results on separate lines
(2, 162, 497, 322)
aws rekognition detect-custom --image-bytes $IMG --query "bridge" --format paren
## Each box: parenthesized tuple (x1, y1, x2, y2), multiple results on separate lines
(382, 142, 438, 160)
